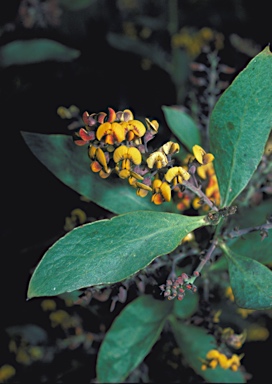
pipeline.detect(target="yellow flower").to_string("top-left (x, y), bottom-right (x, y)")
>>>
top-left (225, 286), bottom-right (235, 302)
top-left (122, 119), bottom-right (146, 141)
top-left (89, 145), bottom-right (111, 178)
top-left (161, 141), bottom-right (180, 155)
top-left (145, 118), bottom-right (159, 133)
top-left (151, 179), bottom-right (171, 204)
top-left (165, 166), bottom-right (190, 186)
top-left (245, 324), bottom-right (269, 342)
top-left (0, 365), bottom-right (16, 382)
top-left (113, 145), bottom-right (142, 179)
top-left (41, 299), bottom-right (56, 311)
top-left (96, 121), bottom-right (126, 144)
top-left (204, 349), bottom-right (243, 371)
top-left (146, 151), bottom-right (168, 169)
top-left (128, 173), bottom-right (152, 197)
top-left (192, 145), bottom-right (214, 165)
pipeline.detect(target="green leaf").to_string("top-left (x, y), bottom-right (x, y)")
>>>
top-left (97, 295), bottom-right (172, 383)
top-left (170, 319), bottom-right (246, 383)
top-left (173, 291), bottom-right (199, 319)
top-left (210, 199), bottom-right (272, 271)
top-left (27, 211), bottom-right (207, 298)
top-left (21, 132), bottom-right (177, 214)
top-left (209, 46), bottom-right (272, 207)
top-left (162, 105), bottom-right (201, 151)
top-left (221, 244), bottom-right (272, 309)
top-left (0, 39), bottom-right (80, 67)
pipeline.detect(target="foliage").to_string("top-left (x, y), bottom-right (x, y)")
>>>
top-left (18, 44), bottom-right (272, 383)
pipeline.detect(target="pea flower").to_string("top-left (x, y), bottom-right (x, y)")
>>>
top-left (89, 145), bottom-right (111, 178)
top-left (192, 144), bottom-right (214, 165)
top-left (165, 166), bottom-right (190, 186)
top-left (113, 145), bottom-right (142, 179)
top-left (151, 178), bottom-right (171, 204)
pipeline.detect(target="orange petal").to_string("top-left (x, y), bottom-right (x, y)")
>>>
top-left (97, 112), bottom-right (107, 124)
top-left (90, 161), bottom-right (102, 172)
top-left (152, 193), bottom-right (164, 205)
top-left (203, 153), bottom-right (215, 164)
top-left (107, 107), bottom-right (116, 122)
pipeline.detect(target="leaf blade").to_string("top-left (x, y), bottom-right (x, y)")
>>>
top-left (170, 320), bottom-right (246, 383)
top-left (209, 46), bottom-right (272, 207)
top-left (162, 105), bottom-right (201, 151)
top-left (21, 131), bottom-right (177, 214)
top-left (27, 211), bottom-right (207, 298)
top-left (97, 295), bottom-right (172, 383)
top-left (222, 244), bottom-right (272, 309)
top-left (0, 39), bottom-right (80, 67)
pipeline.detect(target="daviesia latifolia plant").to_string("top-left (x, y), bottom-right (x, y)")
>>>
top-left (22, 46), bottom-right (272, 383)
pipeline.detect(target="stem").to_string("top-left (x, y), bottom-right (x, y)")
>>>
top-left (189, 240), bottom-right (218, 284)
top-left (226, 222), bottom-right (272, 239)
top-left (182, 179), bottom-right (219, 211)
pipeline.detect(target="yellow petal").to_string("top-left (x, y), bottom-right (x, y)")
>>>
top-left (118, 169), bottom-right (130, 179)
top-left (113, 145), bottom-right (128, 163)
top-left (146, 151), bottom-right (168, 169)
top-left (88, 145), bottom-right (97, 159)
top-left (96, 122), bottom-right (111, 140)
top-left (96, 148), bottom-right (108, 170)
top-left (145, 118), bottom-right (159, 132)
top-left (206, 350), bottom-right (220, 359)
top-left (165, 166), bottom-right (190, 183)
top-left (130, 171), bottom-right (144, 180)
top-left (152, 178), bottom-right (162, 190)
top-left (137, 188), bottom-right (149, 197)
top-left (162, 141), bottom-right (180, 155)
top-left (111, 122), bottom-right (126, 142)
top-left (99, 169), bottom-right (112, 178)
top-left (127, 147), bottom-right (142, 165)
top-left (160, 182), bottom-right (171, 202)
top-left (192, 144), bottom-right (206, 164)
top-left (126, 120), bottom-right (146, 137)
top-left (135, 181), bottom-right (152, 191)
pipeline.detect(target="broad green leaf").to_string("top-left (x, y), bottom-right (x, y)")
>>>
top-left (221, 244), bottom-right (272, 309)
top-left (170, 319), bottom-right (246, 383)
top-left (27, 211), bottom-right (207, 298)
top-left (21, 132), bottom-right (177, 214)
top-left (162, 105), bottom-right (201, 151)
top-left (210, 199), bottom-right (272, 271)
top-left (0, 39), bottom-right (80, 67)
top-left (209, 46), bottom-right (272, 207)
top-left (97, 295), bottom-right (172, 383)
top-left (173, 291), bottom-right (199, 319)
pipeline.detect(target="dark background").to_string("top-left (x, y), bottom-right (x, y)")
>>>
top-left (1, 1), bottom-right (271, 382)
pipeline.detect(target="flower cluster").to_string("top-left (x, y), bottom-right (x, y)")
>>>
top-left (201, 349), bottom-right (244, 371)
top-left (159, 273), bottom-right (197, 301)
top-left (69, 106), bottom-right (218, 209)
